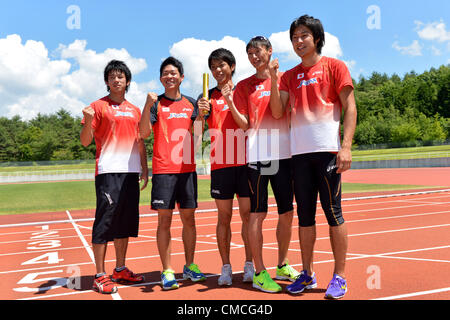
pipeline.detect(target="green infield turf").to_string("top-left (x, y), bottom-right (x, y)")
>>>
top-left (0, 179), bottom-right (434, 216)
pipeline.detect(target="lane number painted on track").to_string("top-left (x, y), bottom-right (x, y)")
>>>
top-left (13, 225), bottom-right (80, 294)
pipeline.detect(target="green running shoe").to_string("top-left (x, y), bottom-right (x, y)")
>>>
top-left (252, 270), bottom-right (281, 293)
top-left (183, 263), bottom-right (206, 282)
top-left (276, 262), bottom-right (300, 282)
top-left (161, 269), bottom-right (179, 290)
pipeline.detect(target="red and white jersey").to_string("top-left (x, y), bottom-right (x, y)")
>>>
top-left (204, 87), bottom-right (246, 171)
top-left (280, 56), bottom-right (354, 156)
top-left (82, 96), bottom-right (142, 176)
top-left (233, 74), bottom-right (290, 162)
top-left (150, 94), bottom-right (198, 174)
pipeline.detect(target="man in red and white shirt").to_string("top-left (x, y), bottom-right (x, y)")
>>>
top-left (80, 60), bottom-right (148, 294)
top-left (226, 37), bottom-right (300, 293)
top-left (270, 15), bottom-right (357, 299)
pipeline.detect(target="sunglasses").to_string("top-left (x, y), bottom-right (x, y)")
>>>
top-left (251, 35), bottom-right (269, 41)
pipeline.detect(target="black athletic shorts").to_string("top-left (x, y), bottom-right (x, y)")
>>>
top-left (292, 152), bottom-right (344, 227)
top-left (247, 159), bottom-right (294, 214)
top-left (210, 165), bottom-right (250, 199)
top-left (151, 171), bottom-right (198, 210)
top-left (92, 173), bottom-right (140, 244)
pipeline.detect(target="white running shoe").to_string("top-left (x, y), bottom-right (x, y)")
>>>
top-left (218, 264), bottom-right (232, 286)
top-left (243, 261), bottom-right (255, 283)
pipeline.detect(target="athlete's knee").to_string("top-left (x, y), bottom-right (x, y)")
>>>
top-left (323, 206), bottom-right (344, 227)
top-left (278, 210), bottom-right (293, 226)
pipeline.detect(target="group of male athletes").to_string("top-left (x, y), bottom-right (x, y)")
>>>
top-left (81, 15), bottom-right (357, 299)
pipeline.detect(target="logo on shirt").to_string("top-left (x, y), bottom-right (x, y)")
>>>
top-left (297, 73), bottom-right (304, 79)
top-left (111, 104), bottom-right (120, 110)
top-left (182, 107), bottom-right (192, 112)
top-left (255, 85), bottom-right (264, 90)
top-left (216, 99), bottom-right (225, 105)
top-left (162, 107), bottom-right (170, 112)
top-left (167, 112), bottom-right (188, 119)
top-left (115, 111), bottom-right (135, 118)
top-left (297, 78), bottom-right (318, 89)
top-left (258, 91), bottom-right (271, 99)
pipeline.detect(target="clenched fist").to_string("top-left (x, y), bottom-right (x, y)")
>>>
top-left (221, 83), bottom-right (233, 102)
top-left (82, 106), bottom-right (95, 122)
top-left (145, 92), bottom-right (158, 107)
top-left (268, 58), bottom-right (279, 78)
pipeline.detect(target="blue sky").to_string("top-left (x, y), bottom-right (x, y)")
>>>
top-left (0, 0), bottom-right (449, 119)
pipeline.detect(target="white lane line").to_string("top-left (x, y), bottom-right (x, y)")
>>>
top-left (373, 287), bottom-right (450, 300)
top-left (65, 210), bottom-right (122, 301)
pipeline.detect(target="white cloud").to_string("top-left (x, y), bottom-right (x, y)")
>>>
top-left (269, 30), bottom-right (344, 61)
top-left (392, 40), bottom-right (423, 56)
top-left (415, 20), bottom-right (450, 43)
top-left (0, 35), bottom-right (70, 96)
top-left (322, 32), bottom-right (344, 59)
top-left (0, 31), bottom-right (352, 119)
top-left (0, 35), bottom-right (151, 120)
top-left (170, 31), bottom-right (349, 98)
top-left (269, 30), bottom-right (298, 61)
top-left (431, 45), bottom-right (442, 56)
top-left (169, 36), bottom-right (253, 96)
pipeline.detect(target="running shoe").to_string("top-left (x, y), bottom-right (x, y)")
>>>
top-left (112, 267), bottom-right (144, 284)
top-left (252, 270), bottom-right (282, 293)
top-left (324, 274), bottom-right (347, 299)
top-left (218, 264), bottom-right (232, 286)
top-left (286, 270), bottom-right (317, 294)
top-left (243, 261), bottom-right (255, 283)
top-left (183, 263), bottom-right (206, 282)
top-left (161, 269), bottom-right (179, 290)
top-left (275, 261), bottom-right (300, 282)
top-left (92, 274), bottom-right (118, 294)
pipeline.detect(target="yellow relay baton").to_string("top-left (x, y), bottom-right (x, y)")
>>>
top-left (202, 73), bottom-right (209, 115)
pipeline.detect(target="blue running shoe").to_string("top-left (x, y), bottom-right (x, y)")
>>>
top-left (286, 270), bottom-right (317, 294)
top-left (161, 269), bottom-right (179, 290)
top-left (183, 263), bottom-right (206, 282)
top-left (324, 274), bottom-right (347, 299)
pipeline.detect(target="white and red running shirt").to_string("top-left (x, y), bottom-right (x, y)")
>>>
top-left (279, 56), bottom-right (354, 156)
top-left (233, 74), bottom-right (291, 163)
top-left (82, 96), bottom-right (142, 176)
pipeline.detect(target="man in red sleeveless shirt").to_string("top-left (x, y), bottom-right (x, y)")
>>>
top-left (140, 57), bottom-right (206, 290)
top-left (270, 15), bottom-right (357, 299)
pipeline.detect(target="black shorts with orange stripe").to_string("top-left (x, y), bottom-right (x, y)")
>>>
top-left (292, 152), bottom-right (344, 227)
top-left (247, 159), bottom-right (294, 214)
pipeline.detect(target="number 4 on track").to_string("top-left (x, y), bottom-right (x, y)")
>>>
top-left (22, 252), bottom-right (63, 265)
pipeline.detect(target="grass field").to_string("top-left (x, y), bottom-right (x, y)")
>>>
top-left (0, 179), bottom-right (431, 216)
top-left (352, 144), bottom-right (450, 161)
top-left (1, 144), bottom-right (449, 174)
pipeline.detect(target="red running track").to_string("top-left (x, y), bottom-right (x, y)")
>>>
top-left (0, 168), bottom-right (449, 301)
